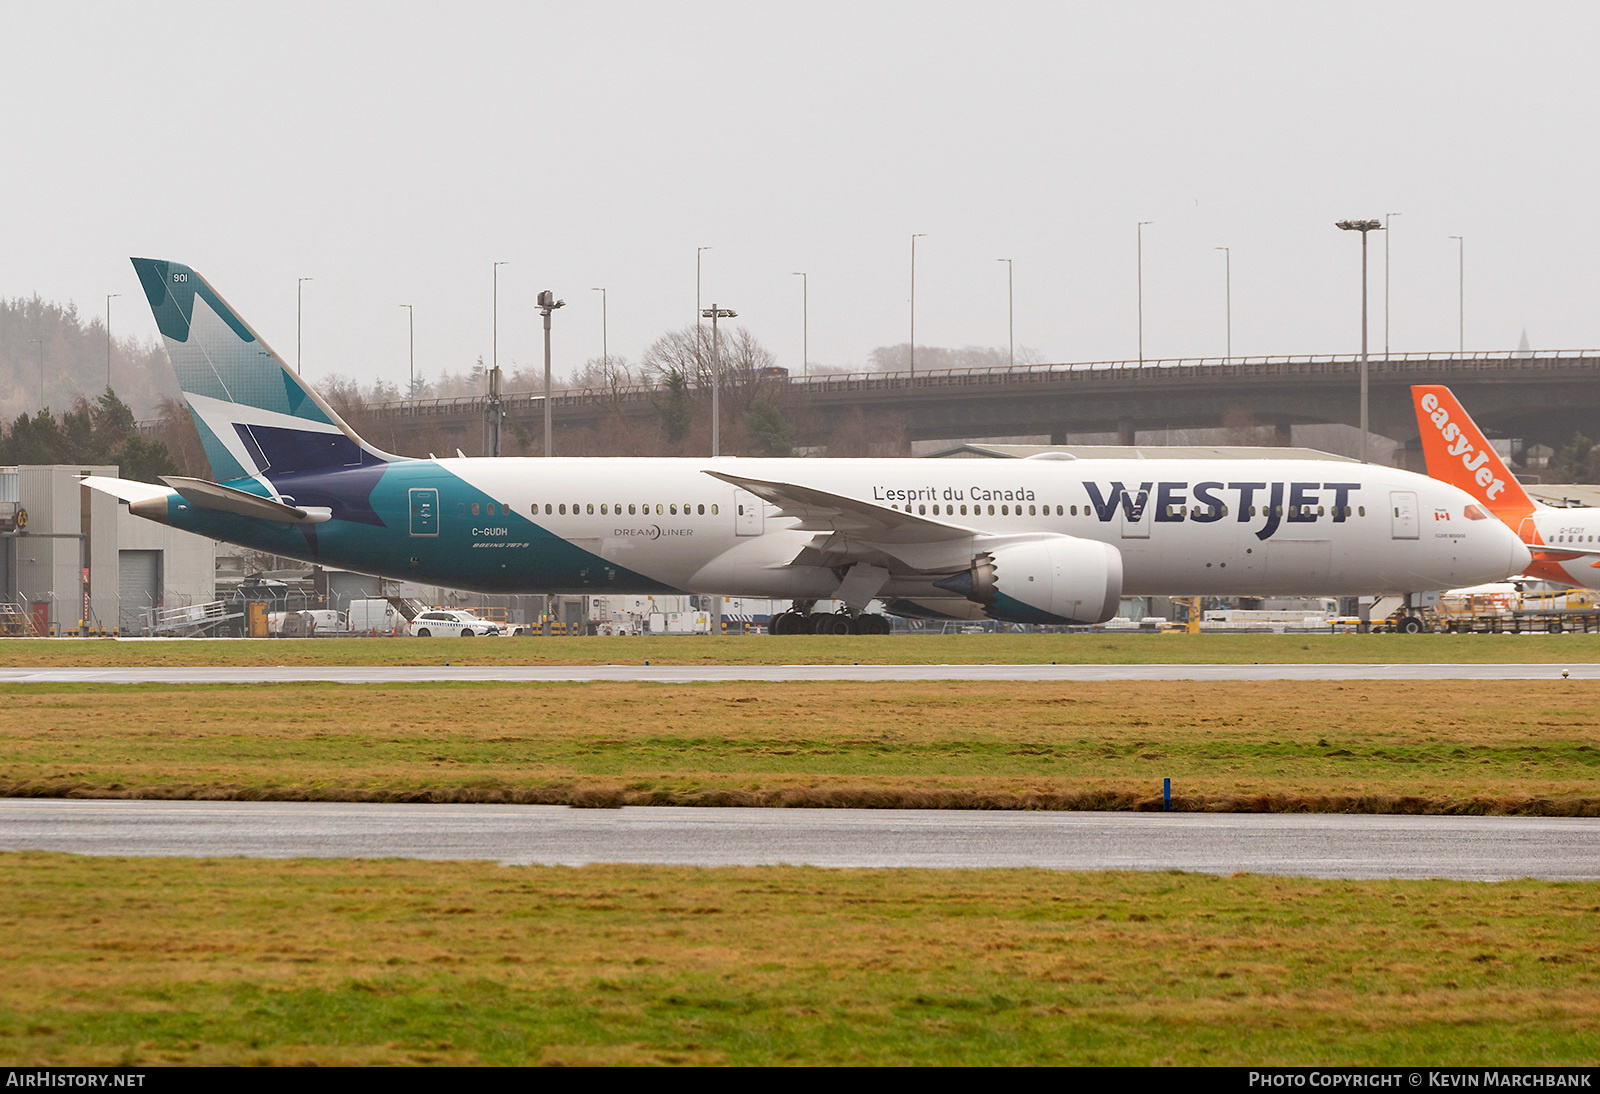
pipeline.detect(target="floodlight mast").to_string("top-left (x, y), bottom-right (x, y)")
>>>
top-left (1336, 219), bottom-right (1385, 463)
top-left (701, 306), bottom-right (737, 457)
top-left (538, 290), bottom-right (566, 459)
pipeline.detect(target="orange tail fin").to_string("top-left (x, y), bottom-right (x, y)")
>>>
top-left (1411, 385), bottom-right (1536, 523)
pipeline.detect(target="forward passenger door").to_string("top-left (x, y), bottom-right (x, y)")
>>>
top-left (1390, 491), bottom-right (1419, 540)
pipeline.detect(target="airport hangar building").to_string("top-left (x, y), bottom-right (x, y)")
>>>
top-left (0, 465), bottom-right (216, 636)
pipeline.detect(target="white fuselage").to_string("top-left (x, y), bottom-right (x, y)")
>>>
top-left (1524, 509), bottom-right (1600, 588)
top-left (422, 455), bottom-right (1529, 598)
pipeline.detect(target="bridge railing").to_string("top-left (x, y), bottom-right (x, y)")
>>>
top-left (134, 350), bottom-right (1600, 431)
top-left (355, 349), bottom-right (1600, 417)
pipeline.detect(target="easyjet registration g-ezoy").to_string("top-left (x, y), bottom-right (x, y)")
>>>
top-left (83, 260), bottom-right (1531, 631)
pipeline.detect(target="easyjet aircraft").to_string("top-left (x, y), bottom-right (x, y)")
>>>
top-left (82, 260), bottom-right (1531, 632)
top-left (1412, 384), bottom-right (1600, 589)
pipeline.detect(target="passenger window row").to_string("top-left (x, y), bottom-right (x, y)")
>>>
top-left (472, 497), bottom-right (1362, 522)
top-left (534, 502), bottom-right (720, 517)
top-left (888, 502), bottom-right (1365, 519)
top-left (891, 503), bottom-right (1066, 517)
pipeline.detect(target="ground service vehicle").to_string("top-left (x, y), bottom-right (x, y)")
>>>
top-left (409, 610), bottom-right (499, 637)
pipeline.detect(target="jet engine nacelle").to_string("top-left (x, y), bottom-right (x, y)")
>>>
top-left (934, 535), bottom-right (1124, 625)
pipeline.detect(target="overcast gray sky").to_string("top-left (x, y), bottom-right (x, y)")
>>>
top-left (9, 0), bottom-right (1599, 392)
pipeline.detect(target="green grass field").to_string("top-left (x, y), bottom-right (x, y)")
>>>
top-left (8, 631), bottom-right (1600, 667)
top-left (3, 854), bottom-right (1595, 1066)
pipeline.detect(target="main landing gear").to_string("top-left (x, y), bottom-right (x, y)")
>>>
top-left (769, 601), bottom-right (892, 635)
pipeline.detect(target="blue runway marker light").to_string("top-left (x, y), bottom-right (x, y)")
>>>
top-left (1163, 777), bottom-right (1171, 811)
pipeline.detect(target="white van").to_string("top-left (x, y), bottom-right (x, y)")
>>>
top-left (267, 609), bottom-right (347, 637)
top-left (348, 598), bottom-right (402, 634)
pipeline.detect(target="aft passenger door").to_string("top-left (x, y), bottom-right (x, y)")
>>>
top-left (409, 488), bottom-right (439, 537)
top-left (734, 489), bottom-right (764, 536)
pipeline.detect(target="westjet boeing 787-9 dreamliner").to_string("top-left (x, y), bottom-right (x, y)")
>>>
top-left (83, 259), bottom-right (1530, 632)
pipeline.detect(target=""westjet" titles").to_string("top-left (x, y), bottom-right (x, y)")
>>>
top-left (1085, 481), bottom-right (1362, 541)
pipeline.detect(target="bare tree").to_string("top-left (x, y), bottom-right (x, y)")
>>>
top-left (823, 408), bottom-right (909, 457)
top-left (640, 327), bottom-right (712, 387)
top-left (153, 395), bottom-right (208, 477)
top-left (563, 354), bottom-right (634, 393)
top-left (638, 326), bottom-right (800, 454)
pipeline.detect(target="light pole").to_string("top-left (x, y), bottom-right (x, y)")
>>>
top-left (702, 305), bottom-right (736, 457)
top-left (539, 290), bottom-right (566, 458)
top-left (1137, 222), bottom-right (1153, 364)
top-left (696, 246), bottom-right (712, 326)
top-left (1214, 248), bottom-right (1231, 359)
top-left (296, 277), bottom-right (313, 373)
top-left (1336, 218), bottom-right (1385, 464)
top-left (791, 272), bottom-right (807, 376)
top-left (491, 261), bottom-right (508, 456)
top-left (910, 233), bottom-right (926, 375)
top-left (996, 259), bottom-right (1013, 367)
top-left (1385, 212), bottom-right (1401, 354)
top-left (1449, 235), bottom-right (1464, 353)
top-left (29, 338), bottom-right (42, 410)
top-left (399, 304), bottom-right (414, 396)
top-left (491, 260), bottom-right (509, 374)
top-left (104, 293), bottom-right (119, 391)
top-left (591, 287), bottom-right (607, 378)
top-left (701, 304), bottom-right (733, 642)
top-left (536, 288), bottom-right (563, 643)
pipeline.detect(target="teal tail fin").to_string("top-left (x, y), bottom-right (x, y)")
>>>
top-left (132, 258), bottom-right (395, 484)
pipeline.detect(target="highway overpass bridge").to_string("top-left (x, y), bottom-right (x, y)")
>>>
top-left (353, 350), bottom-right (1600, 461)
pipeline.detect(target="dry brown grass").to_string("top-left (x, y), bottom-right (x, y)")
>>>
top-left (2, 680), bottom-right (1595, 813)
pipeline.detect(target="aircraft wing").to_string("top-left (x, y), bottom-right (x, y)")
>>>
top-left (702, 470), bottom-right (981, 544)
top-left (161, 476), bottom-right (332, 524)
top-left (80, 475), bottom-right (171, 505)
top-left (1531, 545), bottom-right (1600, 563)
top-left (83, 473), bottom-right (332, 525)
